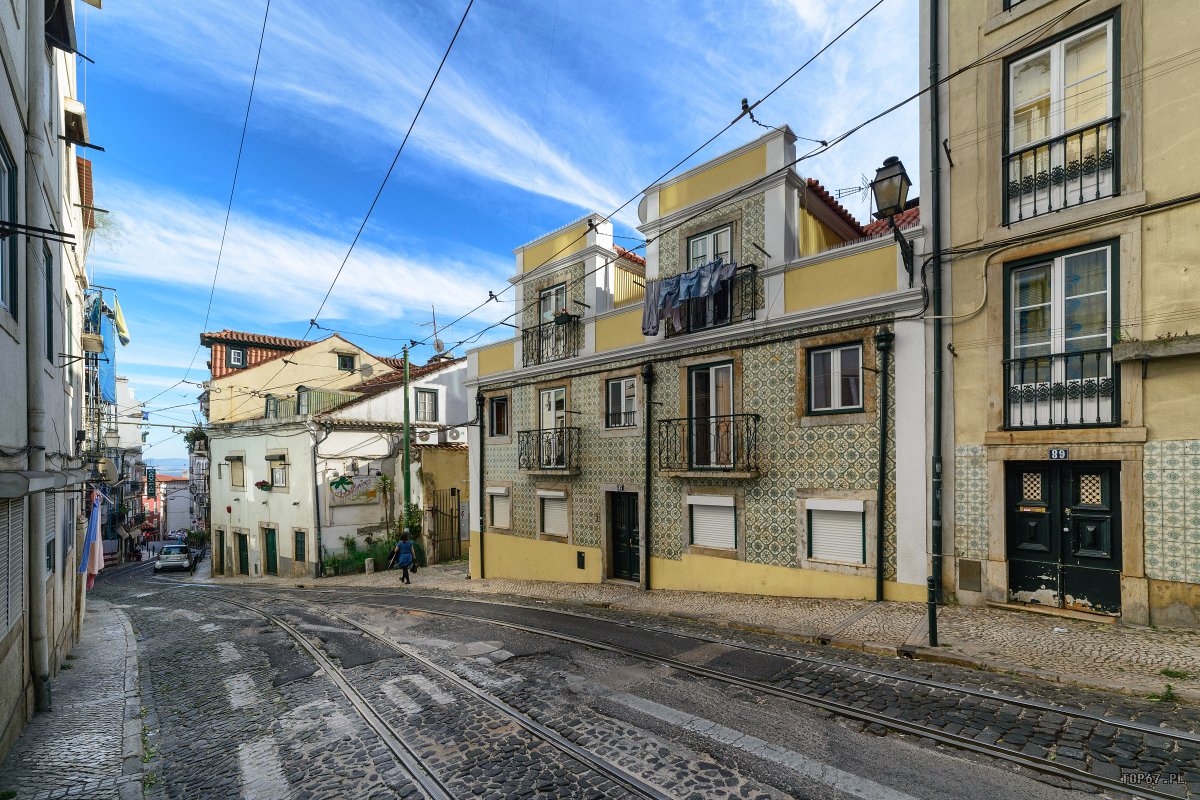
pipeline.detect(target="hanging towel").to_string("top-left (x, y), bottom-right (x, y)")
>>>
top-left (642, 279), bottom-right (662, 336)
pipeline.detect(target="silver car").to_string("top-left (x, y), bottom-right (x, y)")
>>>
top-left (155, 544), bottom-right (192, 572)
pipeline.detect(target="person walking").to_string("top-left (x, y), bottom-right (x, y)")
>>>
top-left (393, 534), bottom-right (415, 585)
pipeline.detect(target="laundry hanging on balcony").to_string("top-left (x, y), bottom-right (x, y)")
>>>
top-left (642, 278), bottom-right (662, 336)
top-left (643, 257), bottom-right (740, 335)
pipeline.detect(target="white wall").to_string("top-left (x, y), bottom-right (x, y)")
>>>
top-left (163, 484), bottom-right (191, 533)
top-left (330, 360), bottom-right (469, 428)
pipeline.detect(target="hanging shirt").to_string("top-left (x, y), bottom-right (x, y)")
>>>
top-left (696, 257), bottom-right (723, 299)
top-left (642, 278), bottom-right (662, 336)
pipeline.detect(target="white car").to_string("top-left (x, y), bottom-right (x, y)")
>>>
top-left (155, 544), bottom-right (192, 571)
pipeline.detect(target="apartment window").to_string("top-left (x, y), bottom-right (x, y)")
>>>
top-left (605, 377), bottom-right (637, 428)
top-left (1006, 241), bottom-right (1116, 427)
top-left (297, 388), bottom-right (310, 416)
top-left (271, 465), bottom-right (288, 487)
top-left (486, 487), bottom-right (510, 529)
top-left (44, 494), bottom-right (56, 574)
top-left (230, 459), bottom-right (245, 487)
top-left (337, 353), bottom-right (356, 372)
top-left (489, 396), bottom-right (509, 437)
top-left (688, 495), bottom-right (735, 550)
top-left (43, 246), bottom-right (54, 362)
top-left (539, 284), bottom-right (567, 324)
top-left (264, 395), bottom-right (278, 418)
top-left (227, 346), bottom-right (246, 368)
top-left (0, 136), bottom-right (15, 317)
top-left (688, 225), bottom-right (732, 270)
top-left (416, 389), bottom-right (438, 422)
top-left (689, 363), bottom-right (734, 468)
top-left (538, 490), bottom-right (568, 538)
top-left (294, 530), bottom-right (306, 563)
top-left (65, 296), bottom-right (73, 385)
top-left (807, 499), bottom-right (865, 564)
top-left (1006, 17), bottom-right (1116, 222)
top-left (809, 344), bottom-right (863, 413)
top-left (1, 498), bottom-right (24, 635)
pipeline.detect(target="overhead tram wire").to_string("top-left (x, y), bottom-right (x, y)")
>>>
top-left (412, 0), bottom-right (1096, 356)
top-left (403, 0), bottom-right (895, 355)
top-left (230, 0), bottom-right (475, 421)
top-left (136, 0), bottom-right (274, 412)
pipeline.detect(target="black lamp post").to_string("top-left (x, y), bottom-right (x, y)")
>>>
top-left (870, 156), bottom-right (916, 287)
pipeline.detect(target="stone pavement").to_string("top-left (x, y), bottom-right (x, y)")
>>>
top-left (214, 562), bottom-right (1200, 703)
top-left (0, 600), bottom-right (143, 800)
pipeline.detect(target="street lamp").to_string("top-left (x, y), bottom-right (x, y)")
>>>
top-left (870, 156), bottom-right (916, 287)
top-left (104, 429), bottom-right (120, 450)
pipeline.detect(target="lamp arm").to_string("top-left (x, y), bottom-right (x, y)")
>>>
top-left (892, 223), bottom-right (915, 288)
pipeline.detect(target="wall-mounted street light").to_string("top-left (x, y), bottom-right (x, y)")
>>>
top-left (870, 156), bottom-right (916, 287)
top-left (103, 429), bottom-right (120, 449)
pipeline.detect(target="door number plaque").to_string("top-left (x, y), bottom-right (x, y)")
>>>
top-left (1048, 448), bottom-right (1070, 460)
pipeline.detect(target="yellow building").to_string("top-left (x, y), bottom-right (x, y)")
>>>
top-left (468, 128), bottom-right (932, 602)
top-left (931, 0), bottom-right (1200, 625)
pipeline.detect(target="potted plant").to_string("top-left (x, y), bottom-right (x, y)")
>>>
top-left (553, 307), bottom-right (577, 325)
top-left (254, 479), bottom-right (272, 491)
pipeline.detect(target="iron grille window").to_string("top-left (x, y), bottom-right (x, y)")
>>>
top-left (605, 377), bottom-right (637, 428)
top-left (522, 319), bottom-right (581, 366)
top-left (1005, 242), bottom-right (1117, 428)
top-left (517, 427), bottom-right (580, 471)
top-left (1005, 18), bottom-right (1117, 223)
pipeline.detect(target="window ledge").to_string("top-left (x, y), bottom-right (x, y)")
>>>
top-left (539, 533), bottom-right (568, 544)
top-left (800, 411), bottom-right (870, 428)
top-left (983, 0), bottom-right (1059, 36)
top-left (662, 469), bottom-right (759, 480)
top-left (522, 468), bottom-right (581, 477)
top-left (687, 545), bottom-right (739, 560)
top-left (984, 427), bottom-right (1147, 446)
top-left (986, 191), bottom-right (1147, 244)
top-left (1114, 335), bottom-right (1200, 364)
top-left (597, 426), bottom-right (643, 439)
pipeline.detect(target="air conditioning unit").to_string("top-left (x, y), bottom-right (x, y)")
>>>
top-left (446, 428), bottom-right (462, 442)
top-left (416, 430), bottom-right (435, 444)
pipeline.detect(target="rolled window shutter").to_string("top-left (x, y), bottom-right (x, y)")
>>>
top-left (541, 497), bottom-right (568, 536)
top-left (491, 496), bottom-right (511, 528)
top-left (809, 509), bottom-right (864, 563)
top-left (2, 499), bottom-right (24, 634)
top-left (690, 504), bottom-right (735, 549)
top-left (0, 500), bottom-right (10, 631)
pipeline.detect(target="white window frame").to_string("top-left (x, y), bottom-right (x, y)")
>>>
top-left (605, 377), bottom-right (637, 428)
top-left (486, 486), bottom-right (510, 530)
top-left (230, 459), bottom-right (245, 488)
top-left (687, 225), bottom-right (732, 270)
top-left (271, 465), bottom-right (288, 488)
top-left (809, 344), bottom-right (864, 413)
top-left (539, 283), bottom-right (567, 324)
top-left (687, 494), bottom-right (736, 550)
top-left (806, 498), bottom-right (866, 565)
top-left (416, 389), bottom-right (438, 422)
top-left (229, 347), bottom-right (245, 368)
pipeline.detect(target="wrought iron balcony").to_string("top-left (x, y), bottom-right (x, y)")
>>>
top-left (517, 427), bottom-right (581, 471)
top-left (1004, 349), bottom-right (1117, 429)
top-left (605, 410), bottom-right (637, 429)
top-left (522, 318), bottom-right (581, 367)
top-left (1004, 117), bottom-right (1118, 224)
top-left (657, 414), bottom-right (760, 473)
top-left (664, 264), bottom-right (759, 338)
top-left (265, 389), bottom-right (358, 419)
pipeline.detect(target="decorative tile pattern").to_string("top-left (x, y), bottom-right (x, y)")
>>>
top-left (522, 262), bottom-right (586, 330)
top-left (656, 195), bottom-right (766, 279)
top-left (954, 445), bottom-right (988, 560)
top-left (1144, 439), bottom-right (1200, 585)
top-left (483, 314), bottom-right (900, 581)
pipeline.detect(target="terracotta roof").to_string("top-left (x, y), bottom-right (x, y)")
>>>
top-left (345, 356), bottom-right (465, 397)
top-left (805, 179), bottom-right (865, 236)
top-left (613, 245), bottom-right (646, 267)
top-left (200, 330), bottom-right (310, 350)
top-left (77, 157), bottom-right (95, 230)
top-left (155, 474), bottom-right (187, 482)
top-left (860, 204), bottom-right (921, 238)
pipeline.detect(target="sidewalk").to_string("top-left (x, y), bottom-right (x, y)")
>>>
top-left (223, 562), bottom-right (1200, 702)
top-left (0, 600), bottom-right (143, 800)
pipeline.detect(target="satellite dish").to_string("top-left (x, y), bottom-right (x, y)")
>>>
top-left (361, 364), bottom-right (374, 377)
top-left (434, 339), bottom-right (445, 354)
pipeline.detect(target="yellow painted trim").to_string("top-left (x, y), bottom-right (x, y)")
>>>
top-left (649, 553), bottom-right (926, 602)
top-left (522, 221), bottom-right (589, 274)
top-left (659, 145), bottom-right (767, 217)
top-left (595, 309), bottom-right (644, 352)
top-left (784, 244), bottom-right (898, 313)
top-left (476, 341), bottom-right (515, 377)
top-left (472, 531), bottom-right (601, 583)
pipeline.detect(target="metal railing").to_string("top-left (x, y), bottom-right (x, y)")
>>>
top-left (606, 410), bottom-right (637, 429)
top-left (664, 264), bottom-right (759, 338)
top-left (657, 414), bottom-right (760, 472)
top-left (265, 389), bottom-right (359, 418)
top-left (1004, 117), bottom-right (1118, 223)
top-left (517, 427), bottom-right (581, 470)
top-left (522, 318), bottom-right (582, 367)
top-left (1003, 349), bottom-right (1117, 428)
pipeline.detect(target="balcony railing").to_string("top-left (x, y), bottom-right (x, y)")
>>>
top-left (517, 427), bottom-right (581, 471)
top-left (605, 410), bottom-right (637, 429)
top-left (522, 318), bottom-right (582, 367)
top-left (1004, 117), bottom-right (1118, 224)
top-left (1004, 349), bottom-right (1117, 429)
top-left (265, 389), bottom-right (359, 419)
top-left (664, 265), bottom-right (759, 338)
top-left (657, 414), bottom-right (760, 473)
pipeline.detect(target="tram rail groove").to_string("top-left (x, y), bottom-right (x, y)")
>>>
top-left (303, 594), bottom-right (1188, 800)
top-left (275, 586), bottom-right (1200, 744)
top-left (212, 595), bottom-right (455, 800)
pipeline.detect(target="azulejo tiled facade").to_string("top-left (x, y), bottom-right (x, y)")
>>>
top-left (953, 445), bottom-right (988, 561)
top-left (1143, 439), bottom-right (1200, 585)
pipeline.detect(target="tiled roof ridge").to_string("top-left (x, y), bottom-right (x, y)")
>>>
top-left (804, 178), bottom-right (865, 236)
top-left (200, 329), bottom-right (311, 349)
top-left (613, 244), bottom-right (647, 266)
top-left (860, 205), bottom-right (921, 238)
top-left (344, 356), bottom-right (466, 394)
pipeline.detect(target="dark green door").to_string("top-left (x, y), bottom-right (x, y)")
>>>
top-left (264, 528), bottom-right (278, 576)
top-left (610, 492), bottom-right (639, 581)
top-left (237, 533), bottom-right (249, 575)
top-left (215, 530), bottom-right (224, 575)
top-left (1006, 462), bottom-right (1121, 615)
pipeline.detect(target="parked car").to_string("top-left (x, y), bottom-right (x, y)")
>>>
top-left (155, 544), bottom-right (192, 572)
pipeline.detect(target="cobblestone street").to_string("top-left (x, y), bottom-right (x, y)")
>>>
top-left (2, 562), bottom-right (1196, 799)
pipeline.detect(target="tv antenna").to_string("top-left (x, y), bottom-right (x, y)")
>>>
top-left (421, 306), bottom-right (446, 355)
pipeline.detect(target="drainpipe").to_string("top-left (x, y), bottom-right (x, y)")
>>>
top-left (475, 391), bottom-right (485, 579)
top-left (25, 0), bottom-right (51, 713)
top-left (641, 363), bottom-right (654, 591)
top-left (928, 0), bottom-right (946, 603)
top-left (874, 330), bottom-right (894, 602)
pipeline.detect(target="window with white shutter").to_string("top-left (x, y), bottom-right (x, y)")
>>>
top-left (807, 499), bottom-right (865, 564)
top-left (1, 498), bottom-right (24, 635)
top-left (45, 494), bottom-right (56, 574)
top-left (688, 495), bottom-right (736, 550)
top-left (486, 487), bottom-right (510, 529)
top-left (539, 491), bottom-right (568, 537)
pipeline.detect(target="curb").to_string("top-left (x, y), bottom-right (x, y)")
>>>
top-left (107, 603), bottom-right (145, 800)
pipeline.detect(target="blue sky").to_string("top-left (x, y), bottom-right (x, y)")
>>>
top-left (81, 0), bottom-right (920, 459)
